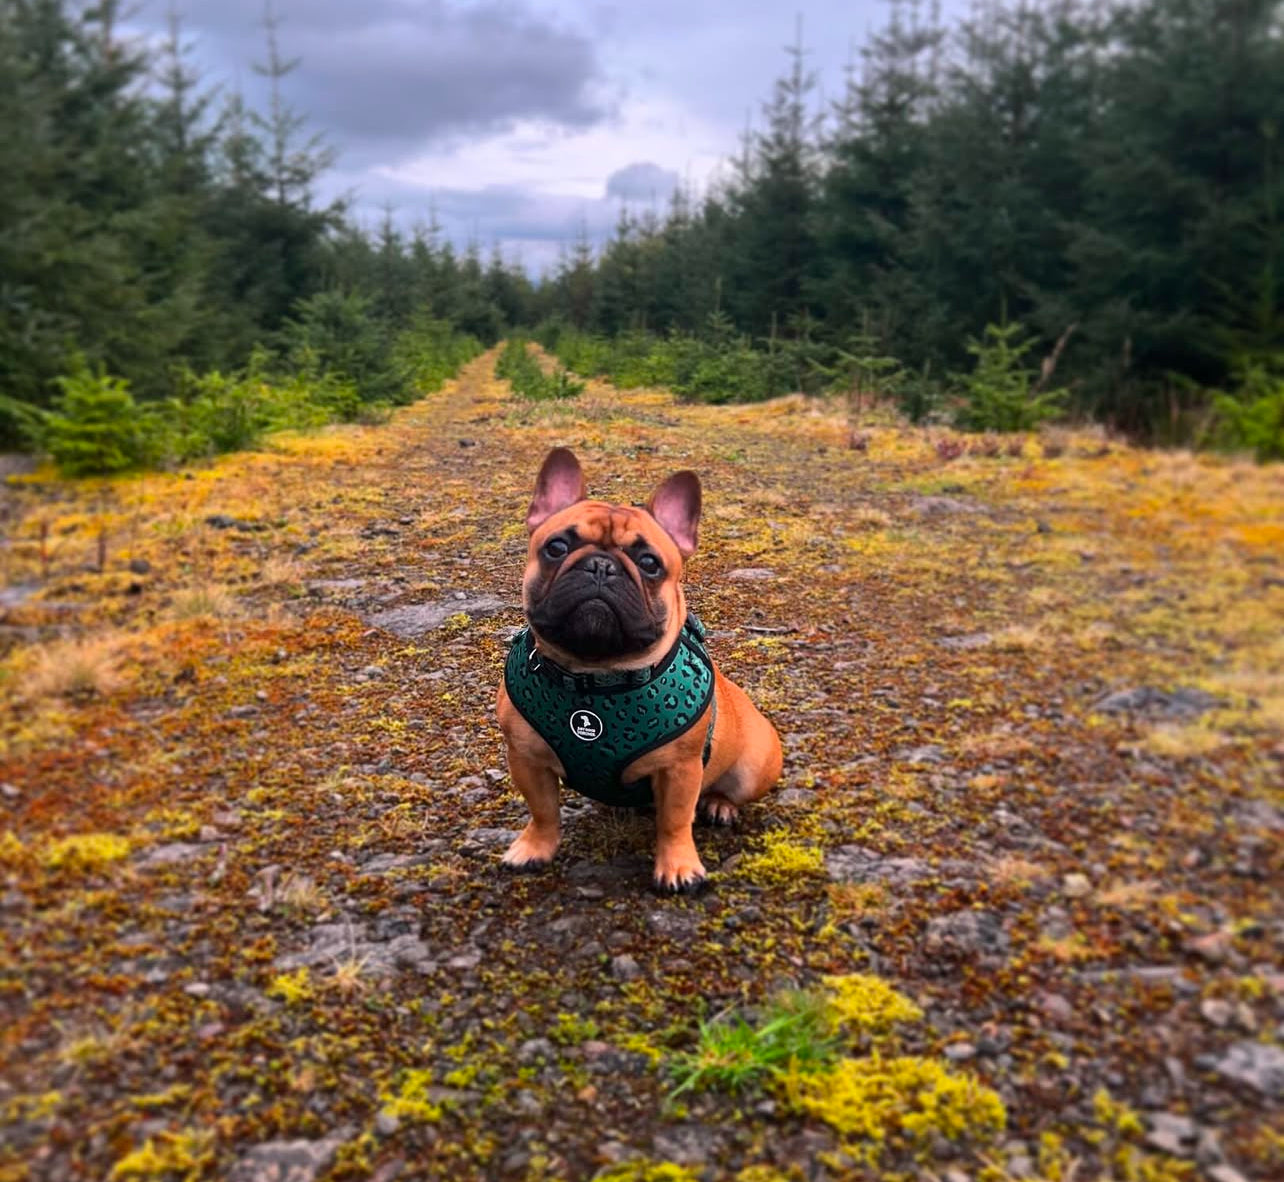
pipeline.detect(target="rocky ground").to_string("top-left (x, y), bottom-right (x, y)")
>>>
top-left (0, 352), bottom-right (1281, 1181)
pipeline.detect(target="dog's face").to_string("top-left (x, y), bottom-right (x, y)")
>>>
top-left (522, 448), bottom-right (701, 668)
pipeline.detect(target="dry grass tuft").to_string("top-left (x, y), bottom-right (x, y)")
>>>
top-left (988, 856), bottom-right (1049, 890)
top-left (20, 635), bottom-right (130, 701)
top-left (168, 584), bottom-right (240, 621)
top-left (1140, 725), bottom-right (1229, 759)
top-left (257, 553), bottom-right (306, 589)
top-left (1096, 879), bottom-right (1162, 910)
top-left (851, 506), bottom-right (893, 530)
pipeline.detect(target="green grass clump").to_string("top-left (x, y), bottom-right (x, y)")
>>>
top-left (666, 973), bottom-right (1005, 1169)
top-left (668, 990), bottom-right (838, 1097)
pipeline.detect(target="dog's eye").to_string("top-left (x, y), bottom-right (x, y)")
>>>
top-left (543, 537), bottom-right (569, 560)
top-left (637, 553), bottom-right (663, 577)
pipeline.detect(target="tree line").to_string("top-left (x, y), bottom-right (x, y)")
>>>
top-left (536, 0), bottom-right (1284, 455)
top-left (0, 0), bottom-right (525, 464)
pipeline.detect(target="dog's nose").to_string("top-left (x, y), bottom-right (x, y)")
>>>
top-left (580, 553), bottom-right (618, 582)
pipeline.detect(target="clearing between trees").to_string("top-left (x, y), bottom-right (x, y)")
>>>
top-left (0, 351), bottom-right (1281, 1182)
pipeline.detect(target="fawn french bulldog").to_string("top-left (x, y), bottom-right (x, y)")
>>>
top-left (496, 447), bottom-right (782, 893)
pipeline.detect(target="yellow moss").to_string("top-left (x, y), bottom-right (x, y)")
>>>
top-left (0, 830), bottom-right (28, 867)
top-left (1093, 1088), bottom-right (1145, 1138)
top-left (266, 968), bottom-right (314, 1007)
top-left (821, 974), bottom-right (923, 1037)
top-left (736, 1169), bottom-right (803, 1182)
top-left (129, 1084), bottom-right (192, 1109)
top-left (380, 1068), bottom-right (443, 1122)
top-left (739, 829), bottom-right (824, 885)
top-left (782, 1053), bottom-right (1006, 1161)
top-left (142, 807), bottom-right (201, 839)
top-left (593, 1162), bottom-right (701, 1182)
top-left (619, 1033), bottom-right (665, 1067)
top-left (108, 1129), bottom-right (214, 1181)
top-left (41, 832), bottom-right (132, 872)
top-left (550, 1011), bottom-right (599, 1045)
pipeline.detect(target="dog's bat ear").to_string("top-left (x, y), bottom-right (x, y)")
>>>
top-left (527, 447), bottom-right (586, 532)
top-left (647, 470), bottom-right (701, 557)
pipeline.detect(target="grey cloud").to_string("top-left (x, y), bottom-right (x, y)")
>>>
top-left (605, 162), bottom-right (679, 201)
top-left (151, 1), bottom-right (608, 159)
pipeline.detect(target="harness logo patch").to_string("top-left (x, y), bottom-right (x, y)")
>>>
top-left (569, 710), bottom-right (604, 742)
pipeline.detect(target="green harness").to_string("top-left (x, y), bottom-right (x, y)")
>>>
top-left (503, 613), bottom-right (716, 808)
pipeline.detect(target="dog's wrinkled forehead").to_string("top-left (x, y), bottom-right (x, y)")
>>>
top-left (535, 500), bottom-right (673, 554)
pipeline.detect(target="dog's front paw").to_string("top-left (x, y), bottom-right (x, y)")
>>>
top-left (652, 847), bottom-right (707, 895)
top-left (501, 825), bottom-right (560, 871)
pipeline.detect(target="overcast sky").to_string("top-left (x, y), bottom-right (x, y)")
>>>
top-left (131, 1), bottom-right (900, 273)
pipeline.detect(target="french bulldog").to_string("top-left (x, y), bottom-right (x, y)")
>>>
top-left (496, 447), bottom-right (782, 893)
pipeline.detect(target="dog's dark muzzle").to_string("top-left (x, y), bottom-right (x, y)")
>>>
top-left (529, 552), bottom-right (662, 660)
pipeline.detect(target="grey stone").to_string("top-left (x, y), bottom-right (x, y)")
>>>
top-left (924, 909), bottom-right (1010, 959)
top-left (374, 1111), bottom-right (400, 1137)
top-left (1207, 1167), bottom-right (1250, 1182)
top-left (358, 853), bottom-right (432, 876)
top-left (611, 954), bottom-right (642, 982)
top-left (517, 1038), bottom-right (556, 1065)
top-left (650, 1124), bottom-right (722, 1165)
top-left (647, 909), bottom-right (700, 938)
top-left (464, 827), bottom-right (521, 847)
top-left (128, 557), bottom-right (151, 575)
top-left (137, 842), bottom-right (211, 869)
top-left (776, 788), bottom-right (819, 807)
top-left (1144, 1112), bottom-right (1198, 1157)
top-left (0, 782), bottom-right (19, 801)
top-left (1214, 1040), bottom-right (1284, 1097)
top-left (1036, 992), bottom-right (1074, 1024)
top-left (275, 919), bottom-right (432, 975)
top-left (1200, 998), bottom-right (1233, 1028)
top-left (1094, 686), bottom-right (1220, 718)
top-left (366, 594), bottom-right (507, 638)
top-left (910, 495), bottom-right (981, 516)
top-left (1039, 906), bottom-right (1074, 942)
top-left (944, 1042), bottom-right (976, 1061)
top-left (895, 744), bottom-right (945, 764)
top-left (228, 1126), bottom-right (354, 1182)
top-left (358, 665), bottom-right (386, 679)
top-left (938, 632), bottom-right (993, 650)
top-left (726, 568), bottom-right (776, 581)
top-left (1232, 798), bottom-right (1284, 832)
top-left (826, 844), bottom-right (932, 886)
top-left (1062, 872), bottom-right (1092, 899)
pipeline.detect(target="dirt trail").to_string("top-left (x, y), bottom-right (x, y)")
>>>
top-left (1, 351), bottom-right (1282, 1181)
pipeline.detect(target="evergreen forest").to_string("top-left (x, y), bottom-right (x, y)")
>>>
top-left (2, 0), bottom-right (1283, 466)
